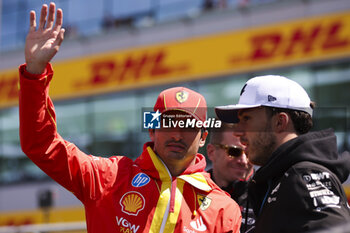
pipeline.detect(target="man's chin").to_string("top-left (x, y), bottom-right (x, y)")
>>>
top-left (230, 171), bottom-right (247, 180)
top-left (166, 151), bottom-right (187, 160)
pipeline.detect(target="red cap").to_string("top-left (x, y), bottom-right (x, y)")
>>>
top-left (154, 87), bottom-right (207, 122)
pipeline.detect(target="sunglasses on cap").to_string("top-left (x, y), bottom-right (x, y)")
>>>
top-left (213, 144), bottom-right (244, 158)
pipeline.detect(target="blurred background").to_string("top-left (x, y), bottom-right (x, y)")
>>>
top-left (0, 0), bottom-right (349, 232)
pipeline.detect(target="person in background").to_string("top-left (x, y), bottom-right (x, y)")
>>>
top-left (215, 75), bottom-right (350, 233)
top-left (207, 123), bottom-right (255, 232)
top-left (18, 3), bottom-right (242, 232)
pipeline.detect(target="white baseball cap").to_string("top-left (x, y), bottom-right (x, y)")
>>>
top-left (215, 75), bottom-right (313, 123)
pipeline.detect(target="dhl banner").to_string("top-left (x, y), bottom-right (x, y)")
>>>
top-left (1, 10), bottom-right (350, 108)
top-left (0, 206), bottom-right (85, 226)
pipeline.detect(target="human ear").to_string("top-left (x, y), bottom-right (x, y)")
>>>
top-left (275, 112), bottom-right (289, 133)
top-left (199, 130), bottom-right (208, 147)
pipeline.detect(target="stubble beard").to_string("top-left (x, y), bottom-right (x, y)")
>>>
top-left (249, 124), bottom-right (277, 166)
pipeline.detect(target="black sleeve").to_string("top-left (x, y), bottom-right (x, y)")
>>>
top-left (277, 162), bottom-right (350, 232)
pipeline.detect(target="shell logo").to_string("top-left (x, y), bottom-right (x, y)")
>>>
top-left (119, 191), bottom-right (145, 216)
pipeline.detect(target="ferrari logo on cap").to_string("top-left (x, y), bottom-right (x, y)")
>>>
top-left (176, 90), bottom-right (189, 103)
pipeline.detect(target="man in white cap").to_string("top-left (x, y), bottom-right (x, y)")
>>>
top-left (215, 75), bottom-right (350, 233)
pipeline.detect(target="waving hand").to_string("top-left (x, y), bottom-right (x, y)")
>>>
top-left (25, 2), bottom-right (65, 74)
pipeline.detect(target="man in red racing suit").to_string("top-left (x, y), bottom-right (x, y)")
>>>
top-left (19, 3), bottom-right (241, 233)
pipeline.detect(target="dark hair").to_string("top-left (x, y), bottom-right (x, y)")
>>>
top-left (265, 102), bottom-right (315, 135)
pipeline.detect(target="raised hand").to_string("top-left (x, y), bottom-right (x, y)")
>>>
top-left (25, 2), bottom-right (65, 74)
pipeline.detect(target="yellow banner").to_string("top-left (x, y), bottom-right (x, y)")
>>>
top-left (1, 10), bottom-right (350, 108)
top-left (0, 206), bottom-right (84, 226)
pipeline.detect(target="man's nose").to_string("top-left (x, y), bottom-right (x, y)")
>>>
top-left (233, 124), bottom-right (248, 146)
top-left (170, 128), bottom-right (183, 141)
top-left (233, 130), bottom-right (243, 138)
top-left (233, 123), bottom-right (244, 137)
top-left (236, 153), bottom-right (249, 165)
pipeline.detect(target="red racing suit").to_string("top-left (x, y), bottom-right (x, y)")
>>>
top-left (18, 63), bottom-right (241, 233)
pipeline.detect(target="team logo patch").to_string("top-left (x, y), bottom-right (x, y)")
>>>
top-left (197, 194), bottom-right (212, 211)
top-left (120, 191), bottom-right (145, 216)
top-left (132, 173), bottom-right (150, 187)
top-left (302, 172), bottom-right (342, 211)
top-left (176, 90), bottom-right (189, 103)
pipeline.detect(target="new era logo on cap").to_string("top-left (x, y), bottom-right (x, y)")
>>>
top-left (268, 95), bottom-right (277, 102)
top-left (215, 75), bottom-right (313, 123)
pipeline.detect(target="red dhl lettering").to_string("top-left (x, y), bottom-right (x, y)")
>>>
top-left (323, 21), bottom-right (348, 49)
top-left (77, 50), bottom-right (188, 88)
top-left (0, 217), bottom-right (34, 226)
top-left (248, 20), bottom-right (349, 61)
top-left (0, 74), bottom-right (18, 101)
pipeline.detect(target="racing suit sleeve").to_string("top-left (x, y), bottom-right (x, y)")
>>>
top-left (18, 63), bottom-right (125, 203)
top-left (229, 202), bottom-right (242, 233)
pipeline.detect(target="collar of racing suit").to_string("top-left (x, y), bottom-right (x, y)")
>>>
top-left (134, 142), bottom-right (212, 230)
top-left (135, 142), bottom-right (212, 192)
